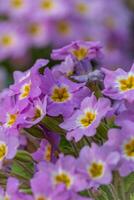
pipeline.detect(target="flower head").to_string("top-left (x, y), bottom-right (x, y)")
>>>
top-left (103, 63), bottom-right (134, 102)
top-left (61, 94), bottom-right (110, 141)
top-left (77, 144), bottom-right (120, 187)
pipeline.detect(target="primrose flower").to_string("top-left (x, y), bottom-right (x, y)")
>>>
top-left (23, 96), bottom-right (47, 127)
top-left (51, 40), bottom-right (103, 62)
top-left (34, 0), bottom-right (69, 20)
top-left (52, 55), bottom-right (74, 78)
top-left (77, 144), bottom-right (120, 187)
top-left (32, 131), bottom-right (60, 163)
top-left (0, 177), bottom-right (33, 200)
top-left (72, 0), bottom-right (91, 19)
top-left (0, 95), bottom-right (25, 132)
top-left (25, 20), bottom-right (50, 48)
top-left (0, 22), bottom-right (27, 60)
top-left (105, 120), bottom-right (134, 176)
top-left (43, 68), bottom-right (90, 117)
top-left (31, 169), bottom-right (90, 200)
top-left (0, 130), bottom-right (19, 168)
top-left (10, 59), bottom-right (48, 109)
top-left (0, 177), bottom-right (19, 199)
top-left (31, 172), bottom-right (68, 200)
top-left (0, 0), bottom-right (33, 18)
top-left (60, 94), bottom-right (111, 142)
top-left (103, 63), bottom-right (134, 102)
top-left (39, 155), bottom-right (87, 192)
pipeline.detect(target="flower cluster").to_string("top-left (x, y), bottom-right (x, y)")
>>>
top-left (0, 40), bottom-right (134, 199)
top-left (0, 0), bottom-right (132, 68)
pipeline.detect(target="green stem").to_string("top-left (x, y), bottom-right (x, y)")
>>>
top-left (87, 189), bottom-right (96, 199)
top-left (108, 184), bottom-right (120, 200)
top-left (119, 177), bottom-right (126, 200)
top-left (84, 136), bottom-right (91, 147)
top-left (71, 141), bottom-right (79, 157)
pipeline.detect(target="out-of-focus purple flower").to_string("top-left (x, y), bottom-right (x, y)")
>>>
top-left (0, 22), bottom-right (28, 60)
top-left (0, 0), bottom-right (33, 19)
top-left (60, 94), bottom-right (111, 142)
top-left (51, 40), bottom-right (103, 62)
top-left (71, 0), bottom-right (92, 19)
top-left (33, 0), bottom-right (69, 20)
top-left (24, 20), bottom-right (50, 48)
top-left (77, 144), bottom-right (120, 187)
top-left (103, 63), bottom-right (134, 102)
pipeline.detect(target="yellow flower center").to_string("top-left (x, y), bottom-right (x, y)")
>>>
top-left (28, 24), bottom-right (41, 36)
top-left (76, 3), bottom-right (88, 14)
top-left (44, 144), bottom-right (52, 162)
top-left (104, 17), bottom-right (115, 29)
top-left (57, 21), bottom-right (70, 35)
top-left (72, 47), bottom-right (88, 61)
top-left (80, 111), bottom-right (96, 127)
top-left (32, 107), bottom-right (43, 121)
top-left (36, 196), bottom-right (48, 200)
top-left (124, 138), bottom-right (134, 158)
top-left (88, 162), bottom-right (104, 179)
top-left (6, 113), bottom-right (18, 127)
top-left (54, 172), bottom-right (72, 189)
top-left (0, 143), bottom-right (8, 161)
top-left (11, 0), bottom-right (24, 8)
top-left (41, 0), bottom-right (54, 10)
top-left (0, 35), bottom-right (13, 47)
top-left (118, 75), bottom-right (134, 92)
top-left (51, 86), bottom-right (70, 103)
top-left (19, 83), bottom-right (31, 99)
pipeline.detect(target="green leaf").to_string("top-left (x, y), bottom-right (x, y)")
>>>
top-left (124, 172), bottom-right (134, 193)
top-left (14, 150), bottom-right (33, 163)
top-left (59, 136), bottom-right (74, 155)
top-left (25, 126), bottom-right (45, 138)
top-left (11, 151), bottom-right (34, 180)
top-left (42, 116), bottom-right (65, 136)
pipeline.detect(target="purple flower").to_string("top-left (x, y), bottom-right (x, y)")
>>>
top-left (43, 68), bottom-right (90, 117)
top-left (31, 155), bottom-right (88, 200)
top-left (33, 0), bottom-right (69, 20)
top-left (0, 22), bottom-right (28, 60)
top-left (0, 0), bottom-right (33, 18)
top-left (10, 59), bottom-right (48, 109)
top-left (52, 55), bottom-right (74, 78)
top-left (103, 63), bottom-right (134, 102)
top-left (32, 131), bottom-right (60, 163)
top-left (51, 40), bottom-right (103, 62)
top-left (77, 144), bottom-right (120, 187)
top-left (60, 94), bottom-right (111, 142)
top-left (24, 19), bottom-right (50, 48)
top-left (0, 177), bottom-right (19, 199)
top-left (0, 177), bottom-right (33, 200)
top-left (0, 130), bottom-right (19, 168)
top-left (105, 120), bottom-right (134, 176)
top-left (31, 171), bottom-right (69, 200)
top-left (23, 96), bottom-right (47, 127)
top-left (39, 155), bottom-right (87, 192)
